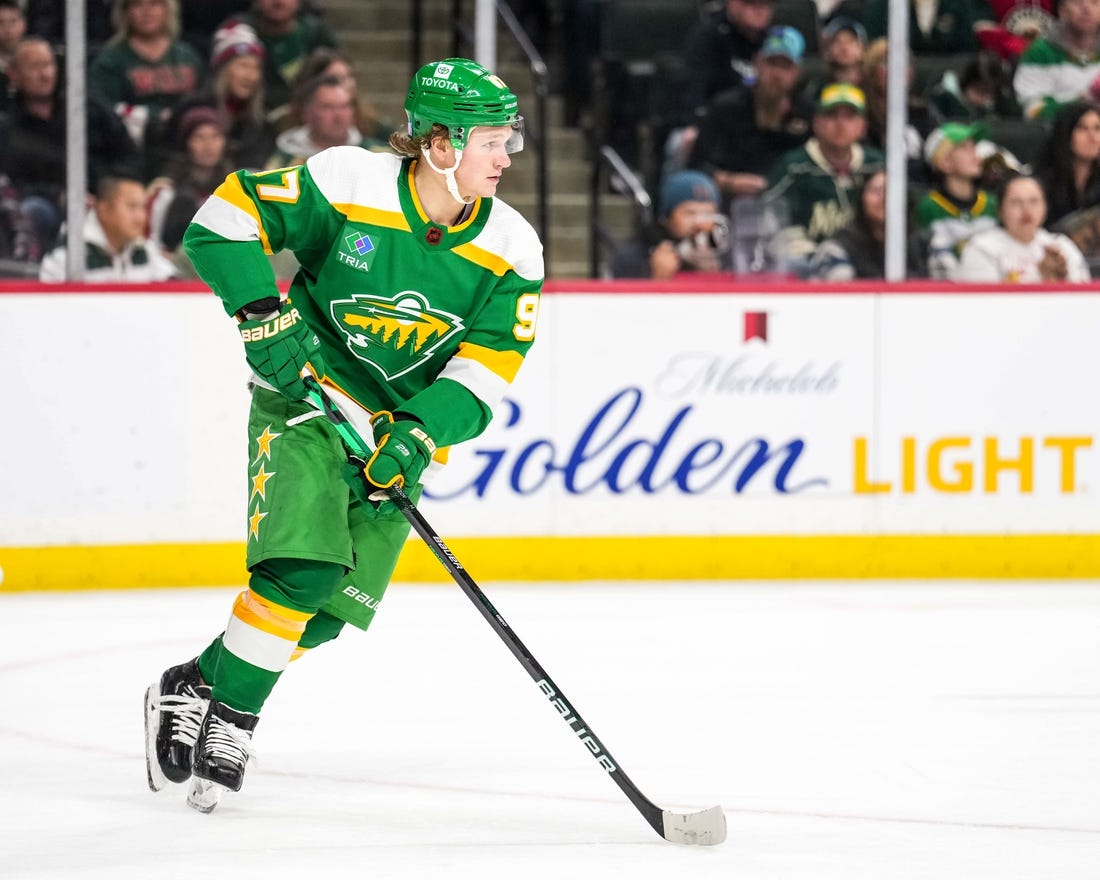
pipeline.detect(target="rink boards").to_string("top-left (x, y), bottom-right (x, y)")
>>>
top-left (2, 280), bottom-right (1098, 588)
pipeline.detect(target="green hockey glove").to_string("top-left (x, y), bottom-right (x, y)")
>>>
top-left (341, 413), bottom-right (435, 514)
top-left (366, 411), bottom-right (436, 490)
top-left (345, 411), bottom-right (434, 494)
top-left (238, 302), bottom-right (324, 399)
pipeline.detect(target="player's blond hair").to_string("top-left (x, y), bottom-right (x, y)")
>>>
top-left (389, 123), bottom-right (450, 158)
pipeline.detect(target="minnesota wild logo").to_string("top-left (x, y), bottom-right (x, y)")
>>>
top-left (330, 291), bottom-right (464, 379)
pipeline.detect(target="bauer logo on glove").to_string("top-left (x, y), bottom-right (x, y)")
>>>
top-left (239, 307), bottom-right (303, 342)
top-left (238, 301), bottom-right (325, 400)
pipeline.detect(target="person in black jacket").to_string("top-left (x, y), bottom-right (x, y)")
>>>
top-left (0, 37), bottom-right (140, 255)
top-left (687, 26), bottom-right (813, 202)
top-left (681, 0), bottom-right (776, 118)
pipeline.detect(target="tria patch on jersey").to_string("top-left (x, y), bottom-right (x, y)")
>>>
top-left (330, 291), bottom-right (465, 380)
top-left (338, 231), bottom-right (377, 273)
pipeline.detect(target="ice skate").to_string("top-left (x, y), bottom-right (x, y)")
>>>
top-left (144, 658), bottom-right (210, 792)
top-left (187, 699), bottom-right (258, 813)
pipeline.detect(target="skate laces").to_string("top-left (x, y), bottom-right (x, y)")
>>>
top-left (203, 714), bottom-right (258, 768)
top-left (153, 688), bottom-right (209, 747)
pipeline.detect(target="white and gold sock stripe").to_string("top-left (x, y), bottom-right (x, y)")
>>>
top-left (222, 589), bottom-right (313, 672)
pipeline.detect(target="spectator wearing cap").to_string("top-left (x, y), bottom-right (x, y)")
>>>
top-left (88, 0), bottom-right (205, 169)
top-left (610, 170), bottom-right (729, 279)
top-left (917, 122), bottom-right (1000, 278)
top-left (146, 105), bottom-right (235, 257)
top-left (216, 0), bottom-right (337, 113)
top-left (680, 0), bottom-right (776, 120)
top-left (1014, 0), bottom-right (1100, 121)
top-left (763, 83), bottom-right (885, 274)
top-left (818, 17), bottom-right (866, 90)
top-left (688, 25), bottom-right (813, 200)
top-left (864, 0), bottom-right (996, 54)
top-left (163, 21), bottom-right (275, 171)
top-left (928, 50), bottom-right (1023, 122)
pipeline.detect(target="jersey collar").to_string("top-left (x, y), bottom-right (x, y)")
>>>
top-left (398, 158), bottom-right (491, 249)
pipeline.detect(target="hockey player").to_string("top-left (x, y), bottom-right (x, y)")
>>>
top-left (144, 57), bottom-right (544, 812)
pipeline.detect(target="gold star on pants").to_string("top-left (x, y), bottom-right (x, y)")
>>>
top-left (250, 464), bottom-right (275, 502)
top-left (248, 505), bottom-right (268, 540)
top-left (254, 425), bottom-right (282, 463)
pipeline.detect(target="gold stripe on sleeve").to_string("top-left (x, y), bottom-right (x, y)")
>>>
top-left (216, 173), bottom-right (274, 254)
top-left (454, 342), bottom-right (524, 383)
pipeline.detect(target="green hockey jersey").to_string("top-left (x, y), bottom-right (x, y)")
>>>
top-left (183, 147), bottom-right (544, 453)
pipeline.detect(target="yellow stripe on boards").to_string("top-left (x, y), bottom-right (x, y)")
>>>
top-left (3, 535), bottom-right (1100, 591)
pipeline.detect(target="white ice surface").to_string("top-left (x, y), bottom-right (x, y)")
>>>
top-left (2, 580), bottom-right (1099, 879)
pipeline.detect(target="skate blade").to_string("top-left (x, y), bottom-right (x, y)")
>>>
top-left (186, 777), bottom-right (225, 813)
top-left (144, 684), bottom-right (168, 793)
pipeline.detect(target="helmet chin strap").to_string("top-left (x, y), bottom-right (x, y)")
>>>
top-left (421, 146), bottom-right (474, 206)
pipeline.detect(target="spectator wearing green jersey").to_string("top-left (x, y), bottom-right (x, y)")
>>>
top-left (763, 83), bottom-right (884, 275)
top-left (88, 0), bottom-right (205, 159)
top-left (917, 122), bottom-right (1001, 279)
top-left (1014, 0), bottom-right (1100, 120)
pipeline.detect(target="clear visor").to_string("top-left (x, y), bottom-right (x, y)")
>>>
top-left (463, 118), bottom-right (525, 155)
top-left (504, 118), bottom-right (525, 154)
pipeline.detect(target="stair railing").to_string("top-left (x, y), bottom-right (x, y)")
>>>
top-left (589, 145), bottom-right (653, 278)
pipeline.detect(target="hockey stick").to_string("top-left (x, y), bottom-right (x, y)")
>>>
top-left (302, 377), bottom-right (726, 846)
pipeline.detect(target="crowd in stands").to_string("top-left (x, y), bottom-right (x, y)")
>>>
top-left (10, 0), bottom-right (1100, 284)
top-left (604, 0), bottom-right (1100, 283)
top-left (0, 0), bottom-right (392, 282)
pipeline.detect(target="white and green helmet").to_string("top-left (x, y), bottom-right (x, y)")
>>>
top-left (405, 57), bottom-right (524, 153)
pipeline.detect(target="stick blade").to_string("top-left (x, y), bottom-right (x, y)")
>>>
top-left (661, 804), bottom-right (727, 846)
